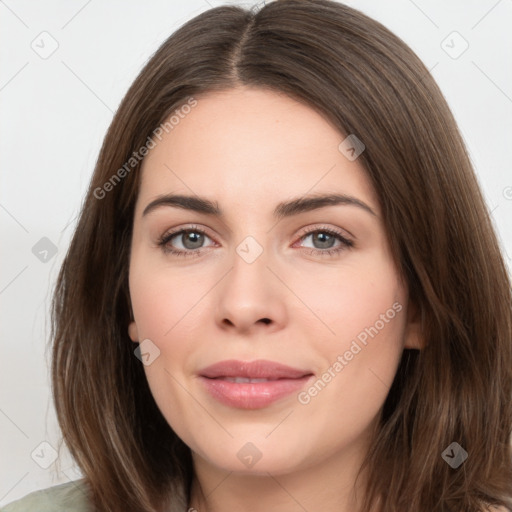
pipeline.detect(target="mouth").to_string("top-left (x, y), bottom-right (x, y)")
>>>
top-left (198, 359), bottom-right (314, 409)
top-left (219, 377), bottom-right (283, 383)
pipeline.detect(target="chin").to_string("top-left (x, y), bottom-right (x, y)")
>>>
top-left (193, 442), bottom-right (305, 476)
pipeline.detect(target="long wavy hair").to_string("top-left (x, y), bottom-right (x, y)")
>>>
top-left (50, 1), bottom-right (512, 510)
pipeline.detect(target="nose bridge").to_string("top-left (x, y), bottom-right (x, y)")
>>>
top-left (229, 232), bottom-right (272, 298)
top-left (214, 232), bottom-right (286, 331)
top-left (235, 234), bottom-right (266, 267)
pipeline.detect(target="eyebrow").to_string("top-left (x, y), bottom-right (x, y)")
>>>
top-left (142, 193), bottom-right (377, 219)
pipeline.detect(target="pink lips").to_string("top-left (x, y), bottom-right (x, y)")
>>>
top-left (198, 359), bottom-right (314, 409)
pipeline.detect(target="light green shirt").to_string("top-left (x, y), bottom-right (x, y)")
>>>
top-left (0, 480), bottom-right (93, 512)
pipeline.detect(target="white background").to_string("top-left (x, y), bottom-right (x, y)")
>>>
top-left (1, 0), bottom-right (511, 505)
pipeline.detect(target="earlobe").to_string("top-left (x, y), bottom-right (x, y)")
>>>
top-left (403, 302), bottom-right (425, 350)
top-left (128, 321), bottom-right (139, 343)
top-left (404, 321), bottom-right (424, 350)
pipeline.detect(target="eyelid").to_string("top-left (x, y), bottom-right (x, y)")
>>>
top-left (295, 223), bottom-right (353, 241)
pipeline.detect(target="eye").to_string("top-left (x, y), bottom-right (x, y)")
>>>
top-left (157, 224), bottom-right (354, 259)
top-left (157, 225), bottom-right (215, 258)
top-left (295, 226), bottom-right (354, 257)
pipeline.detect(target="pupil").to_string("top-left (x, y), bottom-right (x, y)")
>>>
top-left (315, 232), bottom-right (334, 249)
top-left (184, 231), bottom-right (203, 249)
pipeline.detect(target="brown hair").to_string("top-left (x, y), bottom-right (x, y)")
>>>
top-left (51, 0), bottom-right (512, 510)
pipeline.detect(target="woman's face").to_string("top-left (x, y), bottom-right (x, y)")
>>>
top-left (128, 86), bottom-right (421, 477)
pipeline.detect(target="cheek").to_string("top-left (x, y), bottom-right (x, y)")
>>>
top-left (293, 274), bottom-right (406, 455)
top-left (294, 250), bottom-right (405, 346)
top-left (128, 250), bottom-right (205, 343)
top-left (128, 254), bottom-right (205, 400)
top-left (295, 251), bottom-right (407, 401)
top-left (128, 261), bottom-right (195, 431)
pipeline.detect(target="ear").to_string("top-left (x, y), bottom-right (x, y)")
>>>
top-left (403, 300), bottom-right (425, 350)
top-left (128, 321), bottom-right (139, 343)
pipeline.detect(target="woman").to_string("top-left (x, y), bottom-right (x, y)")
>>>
top-left (2, 0), bottom-right (511, 511)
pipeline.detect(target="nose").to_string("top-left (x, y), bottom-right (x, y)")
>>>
top-left (214, 243), bottom-right (287, 335)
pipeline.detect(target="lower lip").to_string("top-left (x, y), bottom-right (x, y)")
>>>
top-left (199, 375), bottom-right (313, 409)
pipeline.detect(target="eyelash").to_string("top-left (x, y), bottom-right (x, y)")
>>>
top-left (156, 224), bottom-right (354, 259)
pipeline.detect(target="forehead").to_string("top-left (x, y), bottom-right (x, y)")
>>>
top-left (136, 86), bottom-right (379, 217)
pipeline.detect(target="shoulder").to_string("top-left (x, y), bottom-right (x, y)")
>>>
top-left (0, 479), bottom-right (93, 512)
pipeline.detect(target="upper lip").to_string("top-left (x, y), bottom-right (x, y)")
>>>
top-left (199, 359), bottom-right (313, 380)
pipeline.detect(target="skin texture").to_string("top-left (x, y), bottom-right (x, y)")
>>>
top-left (128, 86), bottom-right (423, 512)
